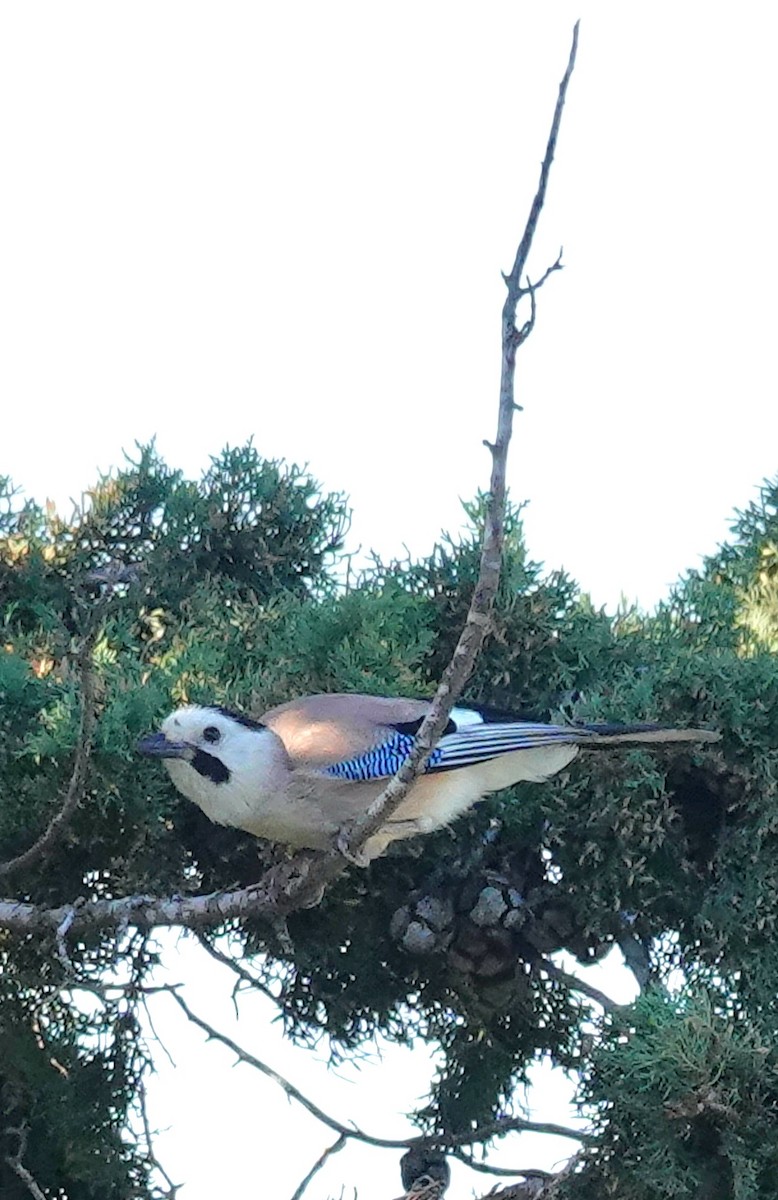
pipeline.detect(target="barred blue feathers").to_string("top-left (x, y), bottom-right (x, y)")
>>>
top-left (323, 721), bottom-right (606, 782)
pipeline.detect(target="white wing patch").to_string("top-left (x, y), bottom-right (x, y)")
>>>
top-left (449, 706), bottom-right (485, 728)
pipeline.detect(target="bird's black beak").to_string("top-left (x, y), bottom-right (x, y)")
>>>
top-left (137, 732), bottom-right (191, 760)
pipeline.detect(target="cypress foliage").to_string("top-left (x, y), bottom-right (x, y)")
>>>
top-left (1, 448), bottom-right (777, 1196)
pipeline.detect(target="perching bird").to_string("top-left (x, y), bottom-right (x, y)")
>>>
top-left (399, 1146), bottom-right (450, 1198)
top-left (137, 694), bottom-right (718, 862)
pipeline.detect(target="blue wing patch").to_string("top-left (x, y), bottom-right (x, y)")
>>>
top-left (323, 733), bottom-right (444, 781)
top-left (322, 722), bottom-right (590, 782)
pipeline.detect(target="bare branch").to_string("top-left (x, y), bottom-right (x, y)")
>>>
top-left (450, 1148), bottom-right (554, 1179)
top-left (170, 988), bottom-right (369, 1142)
top-left (437, 1121), bottom-right (588, 1148)
top-left (169, 988), bottom-right (588, 1148)
top-left (140, 990), bottom-right (179, 1071)
top-left (478, 1153), bottom-right (582, 1200)
top-left (289, 1135), bottom-right (347, 1200)
top-left (138, 1077), bottom-right (180, 1199)
top-left (193, 931), bottom-right (280, 1007)
top-left (336, 20), bottom-right (580, 868)
top-left (4, 1125), bottom-right (47, 1200)
top-left (0, 876), bottom-right (322, 936)
top-left (0, 623), bottom-right (99, 881)
top-left (523, 248), bottom-right (565, 295)
top-left (503, 23), bottom-right (578, 305)
top-left (4, 1156), bottom-right (47, 1200)
top-left (533, 957), bottom-right (621, 1013)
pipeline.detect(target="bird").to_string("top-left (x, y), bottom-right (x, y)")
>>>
top-left (137, 694), bottom-right (718, 862)
top-left (398, 1146), bottom-right (450, 1198)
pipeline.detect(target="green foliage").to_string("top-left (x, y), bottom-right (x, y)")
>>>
top-left (2, 448), bottom-right (778, 1195)
top-left (565, 989), bottom-right (778, 1200)
top-left (0, 935), bottom-right (157, 1200)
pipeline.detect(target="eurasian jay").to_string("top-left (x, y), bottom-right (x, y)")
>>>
top-left (138, 694), bottom-right (718, 861)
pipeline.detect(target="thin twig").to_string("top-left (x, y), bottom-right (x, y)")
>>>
top-left (4, 1125), bottom-right (48, 1200)
top-left (334, 18), bottom-right (579, 866)
top-left (450, 1148), bottom-right (554, 1179)
top-left (289, 1134), bottom-right (347, 1200)
top-left (139, 1077), bottom-right (180, 1199)
top-left (140, 990), bottom-right (179, 1070)
top-left (524, 248), bottom-right (565, 295)
top-left (0, 621), bottom-right (100, 880)
top-left (432, 1121), bottom-right (588, 1148)
top-left (169, 988), bottom-right (588, 1147)
top-left (193, 931), bottom-right (279, 1006)
top-left (533, 957), bottom-right (621, 1013)
top-left (503, 25), bottom-right (578, 305)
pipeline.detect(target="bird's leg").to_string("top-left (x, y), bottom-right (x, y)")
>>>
top-left (335, 825), bottom-right (372, 868)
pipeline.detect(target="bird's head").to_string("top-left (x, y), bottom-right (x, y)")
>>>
top-left (137, 705), bottom-right (284, 826)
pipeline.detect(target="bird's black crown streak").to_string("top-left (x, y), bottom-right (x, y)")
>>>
top-left (209, 706), bottom-right (267, 732)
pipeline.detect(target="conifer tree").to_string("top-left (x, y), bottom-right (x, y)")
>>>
top-left (1, 447), bottom-right (777, 1198)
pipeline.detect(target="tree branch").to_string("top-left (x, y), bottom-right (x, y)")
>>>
top-left (449, 1148), bottom-right (554, 1179)
top-left (4, 1125), bottom-right (48, 1200)
top-left (337, 21), bottom-right (579, 868)
top-left (193, 931), bottom-right (280, 1008)
top-left (477, 1153), bottom-right (582, 1199)
top-left (533, 956), bottom-right (621, 1013)
top-left (503, 24), bottom-right (578, 308)
top-left (138, 1077), bottom-right (180, 1199)
top-left (168, 988), bottom-right (588, 1148)
top-left (0, 622), bottom-right (99, 881)
top-left (437, 1121), bottom-right (588, 1148)
top-left (289, 1134), bottom-right (347, 1200)
top-left (0, 878), bottom-right (320, 936)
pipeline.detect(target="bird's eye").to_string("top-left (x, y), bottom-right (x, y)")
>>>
top-left (203, 726), bottom-right (221, 744)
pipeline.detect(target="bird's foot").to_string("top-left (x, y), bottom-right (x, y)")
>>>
top-left (335, 827), bottom-right (372, 868)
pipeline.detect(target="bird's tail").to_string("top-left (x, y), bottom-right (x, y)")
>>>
top-left (580, 723), bottom-right (719, 746)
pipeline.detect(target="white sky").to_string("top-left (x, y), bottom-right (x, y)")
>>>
top-left (2, 3), bottom-right (776, 1198)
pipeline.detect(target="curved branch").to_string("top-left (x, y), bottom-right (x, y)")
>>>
top-left (169, 989), bottom-right (588, 1148)
top-left (0, 624), bottom-right (99, 881)
top-left (290, 1135), bottom-right (347, 1200)
top-left (193, 931), bottom-right (280, 1007)
top-left (533, 956), bottom-right (621, 1013)
top-left (450, 1148), bottom-right (554, 1179)
top-left (4, 1125), bottom-right (47, 1200)
top-left (437, 1121), bottom-right (588, 1148)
